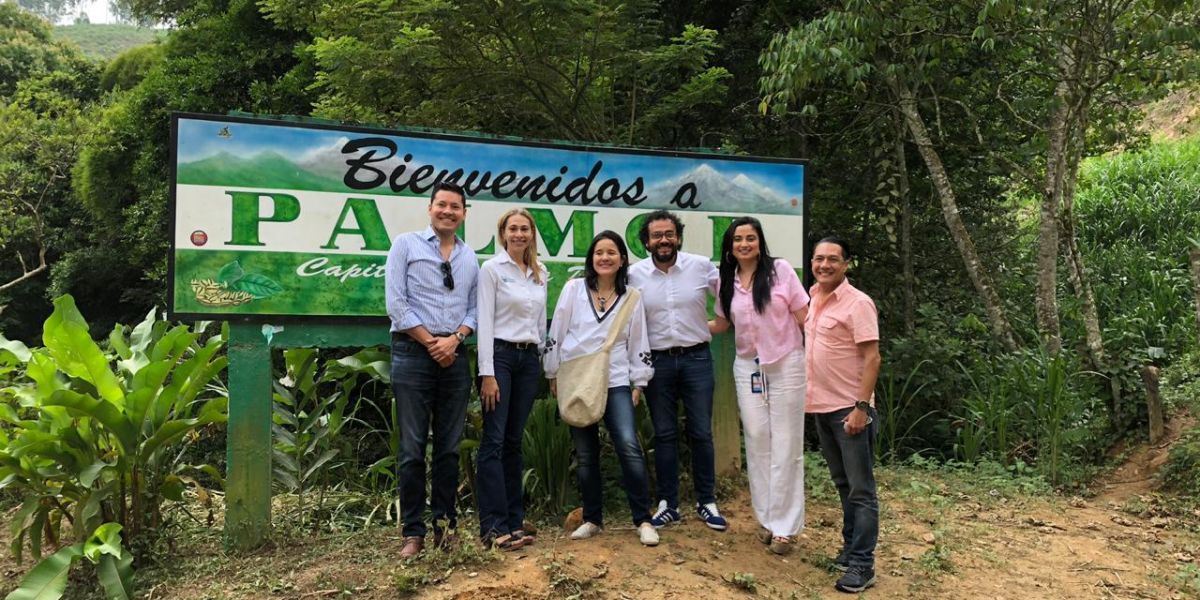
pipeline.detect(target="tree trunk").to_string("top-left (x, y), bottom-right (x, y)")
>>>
top-left (1190, 244), bottom-right (1200, 346)
top-left (890, 77), bottom-right (1018, 351)
top-left (896, 122), bottom-right (915, 334)
top-left (1036, 77), bottom-right (1072, 356)
top-left (1060, 99), bottom-right (1120, 417)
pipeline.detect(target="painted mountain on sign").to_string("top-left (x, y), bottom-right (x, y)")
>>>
top-left (646, 164), bottom-right (792, 212)
top-left (177, 151), bottom-right (347, 192)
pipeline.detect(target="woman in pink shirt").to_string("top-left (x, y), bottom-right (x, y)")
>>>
top-left (710, 216), bottom-right (809, 555)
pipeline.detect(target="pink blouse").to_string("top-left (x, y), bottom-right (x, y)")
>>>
top-left (716, 258), bottom-right (809, 365)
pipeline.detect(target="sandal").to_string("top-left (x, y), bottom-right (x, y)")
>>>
top-left (768, 535), bottom-right (795, 555)
top-left (512, 529), bottom-right (536, 548)
top-left (483, 533), bottom-right (522, 551)
top-left (758, 527), bottom-right (772, 545)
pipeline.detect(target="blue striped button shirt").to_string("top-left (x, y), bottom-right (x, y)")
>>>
top-left (385, 226), bottom-right (479, 334)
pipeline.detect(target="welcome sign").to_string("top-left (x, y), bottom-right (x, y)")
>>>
top-left (169, 114), bottom-right (807, 321)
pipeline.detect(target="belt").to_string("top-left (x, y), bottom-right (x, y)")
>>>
top-left (391, 331), bottom-right (457, 344)
top-left (652, 342), bottom-right (709, 356)
top-left (495, 339), bottom-right (538, 351)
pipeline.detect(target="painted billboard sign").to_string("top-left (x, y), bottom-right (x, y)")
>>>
top-left (169, 113), bottom-right (807, 321)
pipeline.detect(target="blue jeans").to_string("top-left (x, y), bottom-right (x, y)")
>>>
top-left (645, 348), bottom-right (716, 507)
top-left (391, 337), bottom-right (470, 538)
top-left (475, 344), bottom-right (541, 538)
top-left (814, 406), bottom-right (879, 568)
top-left (570, 386), bottom-right (652, 527)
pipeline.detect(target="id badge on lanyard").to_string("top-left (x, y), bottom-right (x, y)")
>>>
top-left (750, 357), bottom-right (766, 400)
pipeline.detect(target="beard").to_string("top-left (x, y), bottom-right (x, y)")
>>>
top-left (651, 243), bottom-right (679, 264)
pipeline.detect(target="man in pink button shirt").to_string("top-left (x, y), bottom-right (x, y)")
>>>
top-left (804, 236), bottom-right (881, 594)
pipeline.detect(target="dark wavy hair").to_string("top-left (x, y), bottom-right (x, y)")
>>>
top-left (718, 217), bottom-right (777, 321)
top-left (584, 230), bottom-right (630, 295)
top-left (637, 209), bottom-right (685, 246)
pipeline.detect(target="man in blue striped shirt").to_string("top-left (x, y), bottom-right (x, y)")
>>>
top-left (386, 181), bottom-right (480, 559)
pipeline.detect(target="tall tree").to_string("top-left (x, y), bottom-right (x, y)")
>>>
top-left (760, 0), bottom-right (1021, 351)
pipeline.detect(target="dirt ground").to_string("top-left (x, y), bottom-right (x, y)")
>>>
top-left (4, 419), bottom-right (1200, 599)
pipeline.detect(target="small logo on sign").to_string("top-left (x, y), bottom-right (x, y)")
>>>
top-left (191, 230), bottom-right (209, 246)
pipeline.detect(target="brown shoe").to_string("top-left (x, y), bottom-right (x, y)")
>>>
top-left (399, 535), bottom-right (424, 559)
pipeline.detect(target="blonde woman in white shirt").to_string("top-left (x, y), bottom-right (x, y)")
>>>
top-left (475, 208), bottom-right (548, 551)
top-left (544, 230), bottom-right (659, 546)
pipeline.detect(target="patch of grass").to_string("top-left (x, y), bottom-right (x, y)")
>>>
top-left (724, 571), bottom-right (759, 594)
top-left (541, 551), bottom-right (599, 599)
top-left (392, 535), bottom-right (496, 596)
top-left (1170, 563), bottom-right (1200, 595)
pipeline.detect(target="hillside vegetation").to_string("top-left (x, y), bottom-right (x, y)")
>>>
top-left (53, 23), bottom-right (162, 60)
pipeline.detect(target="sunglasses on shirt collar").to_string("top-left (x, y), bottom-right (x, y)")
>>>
top-left (440, 261), bottom-right (455, 290)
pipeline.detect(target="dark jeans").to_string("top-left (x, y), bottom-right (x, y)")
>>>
top-left (814, 406), bottom-right (879, 568)
top-left (475, 344), bottom-right (541, 538)
top-left (570, 386), bottom-right (652, 527)
top-left (391, 337), bottom-right (470, 538)
top-left (645, 348), bottom-right (716, 507)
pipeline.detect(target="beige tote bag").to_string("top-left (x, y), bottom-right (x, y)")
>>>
top-left (556, 287), bottom-right (641, 427)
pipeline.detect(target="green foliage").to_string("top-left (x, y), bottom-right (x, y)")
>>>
top-left (1, 2), bottom-right (92, 98)
top-left (521, 397), bottom-right (575, 515)
top-left (4, 521), bottom-right (133, 600)
top-left (54, 24), bottom-right (164, 60)
top-left (98, 41), bottom-right (163, 91)
top-left (0, 296), bottom-right (227, 581)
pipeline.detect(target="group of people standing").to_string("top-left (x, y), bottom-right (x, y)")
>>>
top-left (385, 181), bottom-right (882, 594)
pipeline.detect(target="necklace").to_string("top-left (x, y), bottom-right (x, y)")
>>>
top-left (593, 288), bottom-right (615, 313)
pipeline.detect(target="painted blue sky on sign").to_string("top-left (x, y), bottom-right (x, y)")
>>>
top-left (176, 118), bottom-right (804, 214)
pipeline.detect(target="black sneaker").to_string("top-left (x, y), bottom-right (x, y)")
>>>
top-left (831, 550), bottom-right (850, 573)
top-left (835, 565), bottom-right (876, 593)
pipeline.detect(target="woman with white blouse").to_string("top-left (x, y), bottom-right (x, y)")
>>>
top-left (544, 230), bottom-right (659, 546)
top-left (475, 208), bottom-right (548, 551)
top-left (710, 216), bottom-right (810, 556)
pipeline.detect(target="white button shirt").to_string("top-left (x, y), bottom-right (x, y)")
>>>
top-left (628, 251), bottom-right (719, 350)
top-left (475, 252), bottom-right (549, 377)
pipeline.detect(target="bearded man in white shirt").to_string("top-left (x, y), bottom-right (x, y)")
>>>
top-left (628, 210), bottom-right (728, 531)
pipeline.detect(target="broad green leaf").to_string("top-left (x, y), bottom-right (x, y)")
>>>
top-left (82, 523), bottom-right (123, 563)
top-left (231, 273), bottom-right (283, 299)
top-left (127, 306), bottom-right (158, 357)
top-left (3, 543), bottom-right (82, 600)
top-left (217, 260), bottom-right (245, 285)
top-left (28, 508), bottom-right (47, 560)
top-left (42, 297), bottom-right (124, 405)
top-left (79, 486), bottom-right (113, 534)
top-left (139, 418), bottom-right (205, 461)
top-left (0, 335), bottom-right (32, 363)
top-left (78, 460), bottom-right (109, 488)
top-left (25, 352), bottom-right (64, 404)
top-left (44, 391), bottom-right (135, 453)
top-left (107, 325), bottom-right (131, 362)
top-left (302, 449), bottom-right (339, 482)
top-left (96, 553), bottom-right (133, 600)
top-left (159, 475), bottom-right (185, 502)
top-left (10, 497), bottom-right (39, 564)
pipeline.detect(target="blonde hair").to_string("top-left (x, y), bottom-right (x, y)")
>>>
top-left (497, 208), bottom-right (543, 284)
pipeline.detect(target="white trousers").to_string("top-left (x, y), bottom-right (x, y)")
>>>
top-left (733, 349), bottom-right (806, 537)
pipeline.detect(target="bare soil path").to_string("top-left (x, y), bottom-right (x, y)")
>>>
top-left (4, 422), bottom-right (1199, 599)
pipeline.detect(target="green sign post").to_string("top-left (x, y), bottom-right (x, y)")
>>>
top-left (169, 113), bottom-right (807, 550)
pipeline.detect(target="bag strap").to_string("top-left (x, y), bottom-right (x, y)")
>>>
top-left (599, 287), bottom-right (640, 353)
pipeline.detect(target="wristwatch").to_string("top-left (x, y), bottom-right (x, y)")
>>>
top-left (454, 331), bottom-right (467, 343)
top-left (854, 400), bottom-right (871, 412)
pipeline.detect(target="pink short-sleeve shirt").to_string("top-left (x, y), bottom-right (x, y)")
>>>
top-left (716, 258), bottom-right (809, 365)
top-left (804, 278), bottom-right (879, 413)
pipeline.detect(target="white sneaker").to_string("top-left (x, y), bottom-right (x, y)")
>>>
top-left (570, 522), bottom-right (602, 540)
top-left (638, 522), bottom-right (660, 546)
